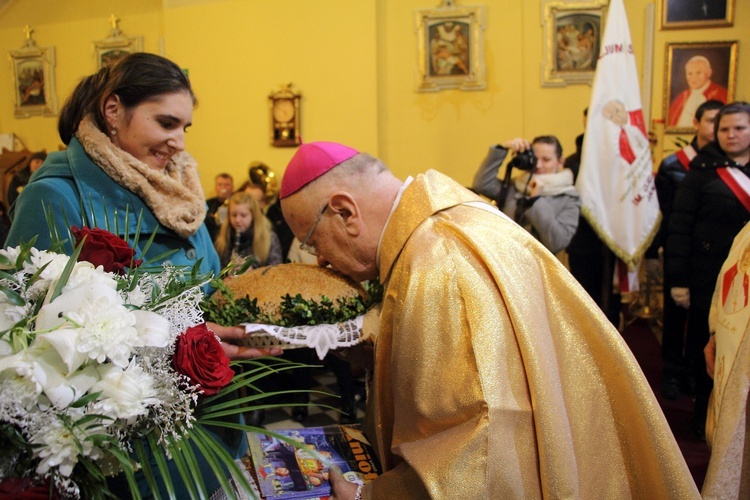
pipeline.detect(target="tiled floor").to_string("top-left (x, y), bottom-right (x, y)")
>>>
top-left (259, 368), bottom-right (367, 431)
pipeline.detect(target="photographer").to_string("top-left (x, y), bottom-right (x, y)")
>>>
top-left (472, 136), bottom-right (581, 253)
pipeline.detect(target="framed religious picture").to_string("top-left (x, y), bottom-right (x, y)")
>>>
top-left (93, 34), bottom-right (142, 69)
top-left (663, 41), bottom-right (737, 133)
top-left (415, 3), bottom-right (485, 92)
top-left (661, 0), bottom-right (734, 29)
top-left (10, 40), bottom-right (57, 118)
top-left (541, 0), bottom-right (607, 87)
top-left (93, 15), bottom-right (143, 69)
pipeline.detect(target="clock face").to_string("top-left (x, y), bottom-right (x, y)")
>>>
top-left (273, 99), bottom-right (295, 123)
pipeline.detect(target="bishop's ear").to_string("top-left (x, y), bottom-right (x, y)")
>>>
top-left (328, 192), bottom-right (361, 236)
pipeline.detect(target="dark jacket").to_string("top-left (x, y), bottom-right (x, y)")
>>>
top-left (665, 142), bottom-right (750, 309)
top-left (647, 139), bottom-right (698, 257)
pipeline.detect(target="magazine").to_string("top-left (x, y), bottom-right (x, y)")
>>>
top-left (245, 425), bottom-right (381, 499)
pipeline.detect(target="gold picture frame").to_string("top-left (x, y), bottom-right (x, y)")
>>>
top-left (663, 41), bottom-right (737, 133)
top-left (415, 3), bottom-right (485, 92)
top-left (541, 0), bottom-right (607, 87)
top-left (10, 40), bottom-right (57, 118)
top-left (93, 34), bottom-right (143, 69)
top-left (661, 0), bottom-right (734, 30)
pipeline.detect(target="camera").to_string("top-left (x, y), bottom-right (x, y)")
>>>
top-left (508, 149), bottom-right (537, 171)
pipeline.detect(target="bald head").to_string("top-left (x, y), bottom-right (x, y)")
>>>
top-left (280, 152), bottom-right (403, 282)
top-left (602, 99), bottom-right (628, 127)
top-left (685, 56), bottom-right (712, 90)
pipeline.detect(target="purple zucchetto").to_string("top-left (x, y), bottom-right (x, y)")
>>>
top-left (279, 141), bottom-right (359, 199)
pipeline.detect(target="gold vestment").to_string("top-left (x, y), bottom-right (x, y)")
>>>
top-left (364, 170), bottom-right (698, 498)
top-left (703, 223), bottom-right (750, 498)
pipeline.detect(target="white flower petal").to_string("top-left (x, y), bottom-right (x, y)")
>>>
top-left (0, 338), bottom-right (13, 356)
top-left (36, 350), bottom-right (99, 408)
top-left (39, 329), bottom-right (87, 374)
top-left (36, 283), bottom-right (121, 332)
top-left (131, 310), bottom-right (171, 347)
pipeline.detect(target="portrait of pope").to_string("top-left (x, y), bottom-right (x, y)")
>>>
top-left (666, 44), bottom-right (733, 129)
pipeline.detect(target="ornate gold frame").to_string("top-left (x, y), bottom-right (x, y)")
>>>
top-left (541, 0), bottom-right (607, 87)
top-left (663, 41), bottom-right (738, 134)
top-left (415, 4), bottom-right (485, 92)
top-left (268, 84), bottom-right (301, 148)
top-left (93, 15), bottom-right (143, 69)
top-left (661, 0), bottom-right (734, 30)
top-left (93, 35), bottom-right (143, 69)
top-left (10, 38), bottom-right (57, 118)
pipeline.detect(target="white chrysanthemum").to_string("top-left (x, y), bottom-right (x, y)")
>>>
top-left (0, 246), bottom-right (21, 269)
top-left (70, 296), bottom-right (138, 368)
top-left (64, 263), bottom-right (117, 291)
top-left (36, 282), bottom-right (120, 333)
top-left (0, 346), bottom-right (45, 397)
top-left (26, 249), bottom-right (70, 282)
top-left (32, 414), bottom-right (100, 477)
top-left (0, 295), bottom-right (30, 333)
top-left (92, 360), bottom-right (158, 421)
top-left (0, 370), bottom-right (40, 411)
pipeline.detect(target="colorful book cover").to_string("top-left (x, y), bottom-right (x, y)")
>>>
top-left (246, 425), bottom-right (381, 499)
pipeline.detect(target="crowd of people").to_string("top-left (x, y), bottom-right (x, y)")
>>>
top-left (3, 50), bottom-right (750, 498)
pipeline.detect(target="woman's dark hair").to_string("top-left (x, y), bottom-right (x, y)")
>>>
top-left (714, 101), bottom-right (750, 140)
top-left (58, 52), bottom-right (195, 145)
top-left (532, 135), bottom-right (563, 160)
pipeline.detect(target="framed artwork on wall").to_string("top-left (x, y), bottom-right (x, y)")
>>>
top-left (93, 15), bottom-right (143, 69)
top-left (541, 0), bottom-right (607, 87)
top-left (663, 41), bottom-right (737, 133)
top-left (10, 33), bottom-right (57, 118)
top-left (94, 34), bottom-right (142, 69)
top-left (415, 3), bottom-right (485, 92)
top-left (661, 0), bottom-right (734, 30)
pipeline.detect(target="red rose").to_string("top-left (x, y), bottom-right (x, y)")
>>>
top-left (71, 226), bottom-right (142, 275)
top-left (0, 477), bottom-right (58, 499)
top-left (172, 323), bottom-right (234, 395)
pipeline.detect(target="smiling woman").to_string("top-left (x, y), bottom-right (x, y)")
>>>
top-left (3, 52), bottom-right (281, 498)
top-left (8, 53), bottom-right (208, 256)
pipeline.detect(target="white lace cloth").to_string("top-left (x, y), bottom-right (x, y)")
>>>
top-left (242, 315), bottom-right (365, 359)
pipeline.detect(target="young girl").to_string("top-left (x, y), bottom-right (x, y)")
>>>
top-left (215, 192), bottom-right (283, 268)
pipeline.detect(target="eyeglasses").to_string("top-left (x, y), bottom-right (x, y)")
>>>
top-left (299, 204), bottom-right (328, 256)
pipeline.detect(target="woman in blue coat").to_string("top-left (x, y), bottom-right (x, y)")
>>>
top-left (5, 52), bottom-right (280, 498)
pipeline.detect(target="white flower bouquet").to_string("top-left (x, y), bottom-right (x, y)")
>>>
top-left (0, 228), bottom-right (298, 499)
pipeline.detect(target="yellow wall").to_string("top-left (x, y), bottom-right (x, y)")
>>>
top-left (0, 0), bottom-right (747, 198)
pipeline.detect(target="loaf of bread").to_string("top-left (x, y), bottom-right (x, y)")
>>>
top-left (213, 263), bottom-right (366, 321)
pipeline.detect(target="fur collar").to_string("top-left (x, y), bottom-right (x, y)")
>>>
top-left (514, 169), bottom-right (578, 197)
top-left (76, 116), bottom-right (206, 237)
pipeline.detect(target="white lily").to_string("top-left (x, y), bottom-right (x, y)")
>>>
top-left (0, 338), bottom-right (14, 356)
top-left (35, 282), bottom-right (120, 332)
top-left (33, 348), bottom-right (99, 409)
top-left (125, 285), bottom-right (147, 307)
top-left (132, 309), bottom-right (172, 348)
top-left (38, 328), bottom-right (88, 374)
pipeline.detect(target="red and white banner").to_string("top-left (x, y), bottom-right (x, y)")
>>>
top-left (576, 0), bottom-right (660, 280)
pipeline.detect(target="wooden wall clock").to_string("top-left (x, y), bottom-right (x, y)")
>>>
top-left (269, 84), bottom-right (301, 147)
